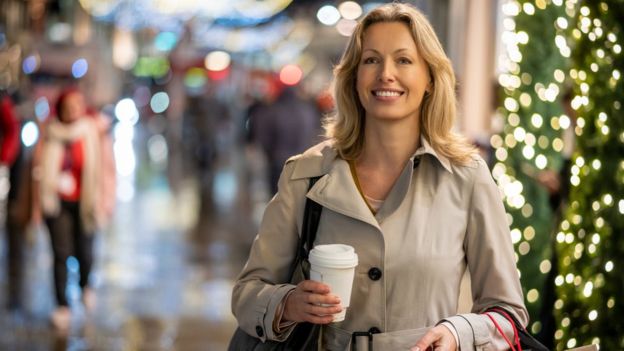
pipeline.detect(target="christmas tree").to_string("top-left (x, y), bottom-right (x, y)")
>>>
top-left (494, 0), bottom-right (570, 341)
top-left (554, 1), bottom-right (624, 350)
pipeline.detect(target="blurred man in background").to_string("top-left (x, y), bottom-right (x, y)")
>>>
top-left (247, 86), bottom-right (322, 195)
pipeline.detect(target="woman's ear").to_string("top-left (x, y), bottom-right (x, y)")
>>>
top-left (426, 68), bottom-right (434, 94)
top-left (425, 82), bottom-right (432, 95)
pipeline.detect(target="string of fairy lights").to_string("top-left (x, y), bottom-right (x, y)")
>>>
top-left (552, 1), bottom-right (622, 350)
top-left (498, 0), bottom-right (623, 350)
top-left (495, 0), bottom-right (571, 335)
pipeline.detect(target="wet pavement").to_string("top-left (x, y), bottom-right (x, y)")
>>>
top-left (0, 139), bottom-right (268, 350)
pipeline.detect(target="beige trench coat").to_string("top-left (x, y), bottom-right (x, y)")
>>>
top-left (232, 139), bottom-right (528, 350)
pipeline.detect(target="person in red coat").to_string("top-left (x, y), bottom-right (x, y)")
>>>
top-left (32, 87), bottom-right (115, 332)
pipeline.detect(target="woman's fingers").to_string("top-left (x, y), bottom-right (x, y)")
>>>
top-left (283, 280), bottom-right (342, 324)
top-left (410, 325), bottom-right (457, 351)
top-left (305, 303), bottom-right (342, 316)
top-left (410, 328), bottom-right (439, 351)
top-left (299, 280), bottom-right (330, 294)
top-left (298, 280), bottom-right (341, 304)
top-left (304, 291), bottom-right (341, 305)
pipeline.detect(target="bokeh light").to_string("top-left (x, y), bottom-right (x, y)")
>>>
top-left (115, 98), bottom-right (139, 125)
top-left (317, 5), bottom-right (341, 26)
top-left (22, 55), bottom-right (39, 74)
top-left (72, 58), bottom-right (89, 78)
top-left (78, 0), bottom-right (120, 17)
top-left (114, 139), bottom-right (136, 177)
top-left (205, 51), bottom-right (231, 71)
top-left (34, 97), bottom-right (50, 121)
top-left (184, 67), bottom-right (207, 90)
top-left (150, 92), bottom-right (170, 114)
top-left (279, 64), bottom-right (303, 86)
top-left (336, 18), bottom-right (357, 37)
top-left (21, 121), bottom-right (39, 147)
top-left (147, 134), bottom-right (168, 164)
top-left (338, 1), bottom-right (362, 20)
top-left (113, 29), bottom-right (138, 70)
top-left (154, 31), bottom-right (178, 52)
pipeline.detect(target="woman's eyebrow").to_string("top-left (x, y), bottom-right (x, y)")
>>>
top-left (362, 48), bottom-right (413, 54)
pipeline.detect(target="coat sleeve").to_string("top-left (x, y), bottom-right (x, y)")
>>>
top-left (231, 159), bottom-right (306, 342)
top-left (441, 158), bottom-right (529, 350)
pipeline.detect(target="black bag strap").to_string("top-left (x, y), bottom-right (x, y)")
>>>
top-left (288, 176), bottom-right (323, 281)
top-left (301, 176), bottom-right (322, 259)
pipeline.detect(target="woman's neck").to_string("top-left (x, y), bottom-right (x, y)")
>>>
top-left (358, 117), bottom-right (421, 170)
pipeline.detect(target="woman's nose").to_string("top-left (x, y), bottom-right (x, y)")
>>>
top-left (378, 61), bottom-right (396, 82)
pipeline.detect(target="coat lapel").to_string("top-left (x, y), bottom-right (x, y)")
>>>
top-left (306, 158), bottom-right (380, 230)
top-left (375, 158), bottom-right (414, 223)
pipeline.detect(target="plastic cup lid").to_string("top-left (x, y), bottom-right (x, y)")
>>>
top-left (309, 244), bottom-right (358, 268)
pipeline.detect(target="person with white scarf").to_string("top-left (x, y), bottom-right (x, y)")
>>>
top-left (33, 88), bottom-right (105, 332)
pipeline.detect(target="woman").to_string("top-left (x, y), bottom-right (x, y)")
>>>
top-left (232, 3), bottom-right (528, 350)
top-left (33, 88), bottom-right (112, 332)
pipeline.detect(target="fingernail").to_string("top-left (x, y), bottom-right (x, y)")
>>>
top-left (410, 348), bottom-right (420, 351)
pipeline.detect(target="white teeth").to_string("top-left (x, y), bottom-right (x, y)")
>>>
top-left (374, 91), bottom-right (401, 97)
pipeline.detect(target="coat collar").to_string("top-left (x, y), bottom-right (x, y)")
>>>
top-left (289, 136), bottom-right (452, 180)
top-left (288, 137), bottom-right (452, 229)
top-left (413, 136), bottom-right (453, 174)
top-left (290, 140), bottom-right (337, 180)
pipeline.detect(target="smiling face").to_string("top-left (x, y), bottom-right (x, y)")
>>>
top-left (356, 21), bottom-right (431, 125)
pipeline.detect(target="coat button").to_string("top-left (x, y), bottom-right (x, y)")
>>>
top-left (369, 327), bottom-right (381, 334)
top-left (255, 325), bottom-right (264, 338)
top-left (368, 267), bottom-right (382, 281)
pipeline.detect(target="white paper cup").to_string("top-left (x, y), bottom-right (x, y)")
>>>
top-left (309, 244), bottom-right (358, 322)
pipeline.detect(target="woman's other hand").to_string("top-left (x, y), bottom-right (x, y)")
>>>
top-left (283, 280), bottom-right (342, 324)
top-left (410, 324), bottom-right (457, 351)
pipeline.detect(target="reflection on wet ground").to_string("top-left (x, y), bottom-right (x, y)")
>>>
top-left (0, 144), bottom-right (266, 350)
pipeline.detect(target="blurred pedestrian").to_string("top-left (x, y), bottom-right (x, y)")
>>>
top-left (247, 86), bottom-right (321, 194)
top-left (32, 87), bottom-right (114, 332)
top-left (182, 90), bottom-right (229, 217)
top-left (0, 91), bottom-right (22, 311)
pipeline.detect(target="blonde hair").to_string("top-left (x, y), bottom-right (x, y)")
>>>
top-left (324, 2), bottom-right (475, 165)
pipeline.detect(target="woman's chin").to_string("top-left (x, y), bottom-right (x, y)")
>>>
top-left (367, 113), bottom-right (418, 123)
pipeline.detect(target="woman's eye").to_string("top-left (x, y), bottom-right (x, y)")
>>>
top-left (398, 58), bottom-right (412, 64)
top-left (363, 57), bottom-right (378, 64)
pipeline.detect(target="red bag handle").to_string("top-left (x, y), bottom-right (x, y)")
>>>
top-left (484, 307), bottom-right (522, 351)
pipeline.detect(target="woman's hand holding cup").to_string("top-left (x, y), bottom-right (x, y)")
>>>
top-left (283, 280), bottom-right (342, 324)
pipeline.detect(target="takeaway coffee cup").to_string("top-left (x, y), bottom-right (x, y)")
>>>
top-left (308, 244), bottom-right (358, 322)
